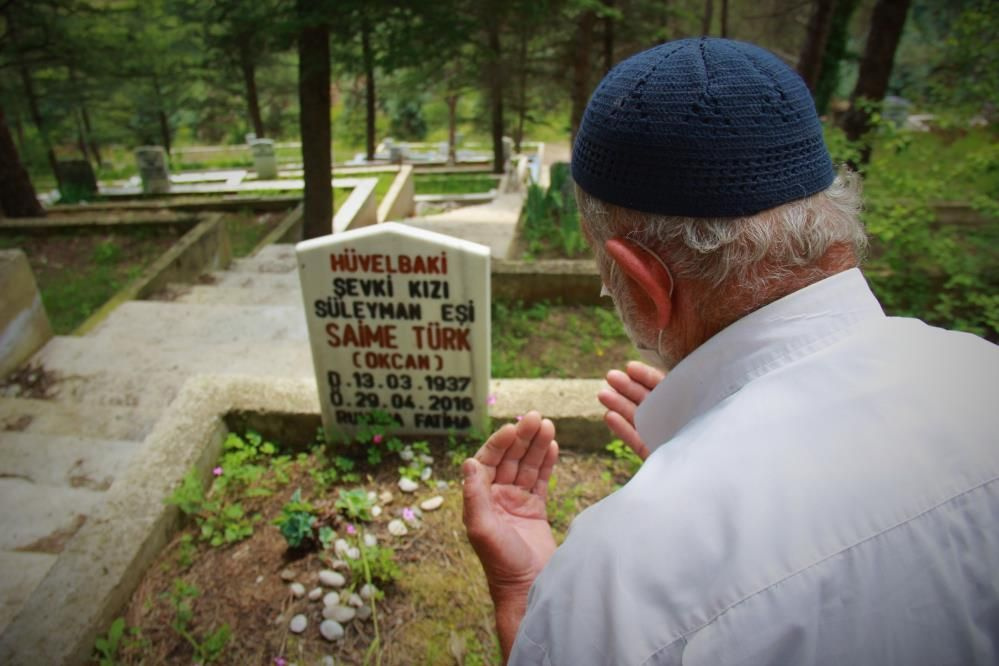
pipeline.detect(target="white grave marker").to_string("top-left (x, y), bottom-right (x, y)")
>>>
top-left (297, 223), bottom-right (490, 441)
top-left (250, 139), bottom-right (278, 179)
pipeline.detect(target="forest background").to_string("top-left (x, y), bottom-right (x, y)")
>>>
top-left (0, 0), bottom-right (996, 337)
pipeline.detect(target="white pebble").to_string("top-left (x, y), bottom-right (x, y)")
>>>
top-left (346, 546), bottom-right (361, 560)
top-left (334, 538), bottom-right (350, 556)
top-left (356, 605), bottom-right (372, 620)
top-left (419, 453), bottom-right (434, 465)
top-left (367, 490), bottom-right (377, 502)
top-left (331, 559), bottom-right (350, 571)
top-left (436, 480), bottom-right (448, 490)
top-left (420, 466), bottom-right (433, 481)
top-left (379, 490), bottom-right (394, 504)
top-left (359, 583), bottom-right (377, 600)
top-left (319, 619), bottom-right (344, 641)
top-left (371, 505), bottom-right (382, 517)
top-left (308, 587), bottom-right (323, 601)
top-left (420, 495), bottom-right (444, 511)
top-left (347, 592), bottom-right (363, 607)
top-left (363, 533), bottom-right (377, 547)
top-left (323, 592), bottom-right (340, 607)
top-left (289, 582), bottom-right (306, 598)
top-left (280, 569), bottom-right (296, 582)
top-left (255, 575), bottom-right (264, 584)
top-left (319, 570), bottom-right (346, 588)
top-left (388, 519), bottom-right (408, 536)
top-left (399, 448), bottom-right (415, 462)
top-left (398, 477), bottom-right (419, 493)
top-left (323, 604), bottom-right (356, 623)
top-left (289, 614), bottom-right (308, 633)
top-left (322, 657), bottom-right (336, 666)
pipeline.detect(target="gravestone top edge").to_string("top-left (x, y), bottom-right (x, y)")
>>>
top-left (295, 222), bottom-right (491, 258)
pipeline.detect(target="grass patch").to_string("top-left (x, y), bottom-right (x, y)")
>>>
top-left (491, 300), bottom-right (636, 378)
top-left (0, 225), bottom-right (186, 334)
top-left (224, 210), bottom-right (292, 258)
top-left (414, 173), bottom-right (499, 195)
top-left (519, 162), bottom-right (587, 260)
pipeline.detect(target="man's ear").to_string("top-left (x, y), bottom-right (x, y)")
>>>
top-left (605, 237), bottom-right (673, 329)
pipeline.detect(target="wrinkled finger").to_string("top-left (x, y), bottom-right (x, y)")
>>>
top-left (495, 411), bottom-right (544, 485)
top-left (474, 423), bottom-right (519, 483)
top-left (598, 387), bottom-right (638, 424)
top-left (625, 360), bottom-right (665, 392)
top-left (513, 417), bottom-right (556, 489)
top-left (533, 441), bottom-right (559, 498)
top-left (604, 411), bottom-right (650, 460)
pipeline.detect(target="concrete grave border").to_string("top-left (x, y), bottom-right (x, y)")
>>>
top-left (0, 373), bottom-right (608, 665)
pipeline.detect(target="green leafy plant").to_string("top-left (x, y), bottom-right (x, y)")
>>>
top-left (165, 469), bottom-right (261, 548)
top-left (335, 488), bottom-right (375, 522)
top-left (274, 488), bottom-right (318, 549)
top-left (604, 439), bottom-right (643, 482)
top-left (520, 162), bottom-right (588, 259)
top-left (93, 617), bottom-right (125, 666)
top-left (166, 579), bottom-right (231, 664)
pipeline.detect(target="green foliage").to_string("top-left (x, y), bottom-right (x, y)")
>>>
top-left (166, 469), bottom-right (205, 516)
top-left (175, 534), bottom-right (196, 569)
top-left (520, 163), bottom-right (587, 259)
top-left (166, 579), bottom-right (231, 664)
top-left (335, 487), bottom-right (375, 522)
top-left (603, 439), bottom-right (643, 482)
top-left (92, 240), bottom-right (121, 266)
top-left (413, 173), bottom-right (499, 195)
top-left (93, 617), bottom-right (125, 666)
top-left (491, 300), bottom-right (551, 377)
top-left (274, 488), bottom-right (317, 549)
top-left (349, 540), bottom-right (401, 588)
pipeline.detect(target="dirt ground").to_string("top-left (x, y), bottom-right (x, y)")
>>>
top-left (109, 442), bottom-right (626, 666)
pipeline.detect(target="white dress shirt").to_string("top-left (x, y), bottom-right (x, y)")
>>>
top-left (510, 268), bottom-right (999, 665)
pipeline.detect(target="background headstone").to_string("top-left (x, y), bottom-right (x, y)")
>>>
top-left (250, 138), bottom-right (278, 179)
top-left (56, 160), bottom-right (98, 202)
top-left (296, 222), bottom-right (490, 441)
top-left (134, 146), bottom-right (170, 194)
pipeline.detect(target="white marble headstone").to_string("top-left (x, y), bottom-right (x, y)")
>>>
top-left (296, 223), bottom-right (490, 441)
top-left (250, 139), bottom-right (278, 180)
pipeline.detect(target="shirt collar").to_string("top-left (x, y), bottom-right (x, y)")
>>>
top-left (635, 268), bottom-right (885, 452)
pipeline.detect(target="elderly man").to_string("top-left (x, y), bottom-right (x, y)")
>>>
top-left (462, 37), bottom-right (999, 665)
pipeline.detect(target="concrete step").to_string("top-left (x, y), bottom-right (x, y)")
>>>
top-left (0, 398), bottom-right (158, 441)
top-left (230, 243), bottom-right (297, 274)
top-left (0, 551), bottom-right (57, 633)
top-left (85, 301), bottom-right (307, 347)
top-left (208, 270), bottom-right (301, 291)
top-left (0, 477), bottom-right (105, 552)
top-left (173, 284), bottom-right (302, 306)
top-left (35, 341), bottom-right (312, 409)
top-left (0, 432), bottom-right (138, 491)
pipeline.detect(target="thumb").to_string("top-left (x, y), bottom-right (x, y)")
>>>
top-left (461, 458), bottom-right (492, 532)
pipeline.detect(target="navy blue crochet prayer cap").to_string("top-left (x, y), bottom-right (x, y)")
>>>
top-left (571, 37), bottom-right (835, 218)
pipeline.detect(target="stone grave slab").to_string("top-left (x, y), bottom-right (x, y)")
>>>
top-left (134, 146), bottom-right (170, 193)
top-left (296, 222), bottom-right (490, 441)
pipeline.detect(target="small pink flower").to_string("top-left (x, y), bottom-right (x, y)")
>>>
top-left (373, 434), bottom-right (383, 444)
top-left (486, 394), bottom-right (497, 406)
top-left (402, 507), bottom-right (415, 522)
top-left (346, 524), bottom-right (356, 535)
top-left (274, 658), bottom-right (287, 666)
top-left (212, 466), bottom-right (223, 477)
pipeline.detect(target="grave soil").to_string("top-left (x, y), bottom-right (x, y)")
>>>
top-left (108, 441), bottom-right (627, 666)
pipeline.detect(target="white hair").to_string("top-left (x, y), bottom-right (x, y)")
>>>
top-left (577, 170), bottom-right (868, 317)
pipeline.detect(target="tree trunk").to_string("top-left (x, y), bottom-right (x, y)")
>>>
top-left (513, 28), bottom-right (528, 154)
top-left (798, 0), bottom-right (837, 91)
top-left (80, 103), bottom-right (102, 167)
top-left (298, 6), bottom-right (332, 239)
top-left (603, 0), bottom-right (615, 72)
top-left (19, 63), bottom-right (61, 190)
top-left (487, 19), bottom-right (505, 174)
top-left (446, 94), bottom-right (458, 166)
top-left (702, 0), bottom-right (714, 35)
top-left (841, 0), bottom-right (912, 166)
top-left (720, 0), bottom-right (729, 37)
top-left (152, 76), bottom-right (172, 155)
top-left (74, 111), bottom-right (90, 162)
top-left (361, 15), bottom-right (376, 162)
top-left (239, 37), bottom-right (265, 138)
top-left (0, 103), bottom-right (44, 217)
top-left (570, 10), bottom-right (595, 146)
top-left (814, 0), bottom-right (860, 116)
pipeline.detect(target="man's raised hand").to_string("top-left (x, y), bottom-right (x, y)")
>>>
top-left (462, 411), bottom-right (559, 661)
top-left (597, 360), bottom-right (666, 460)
